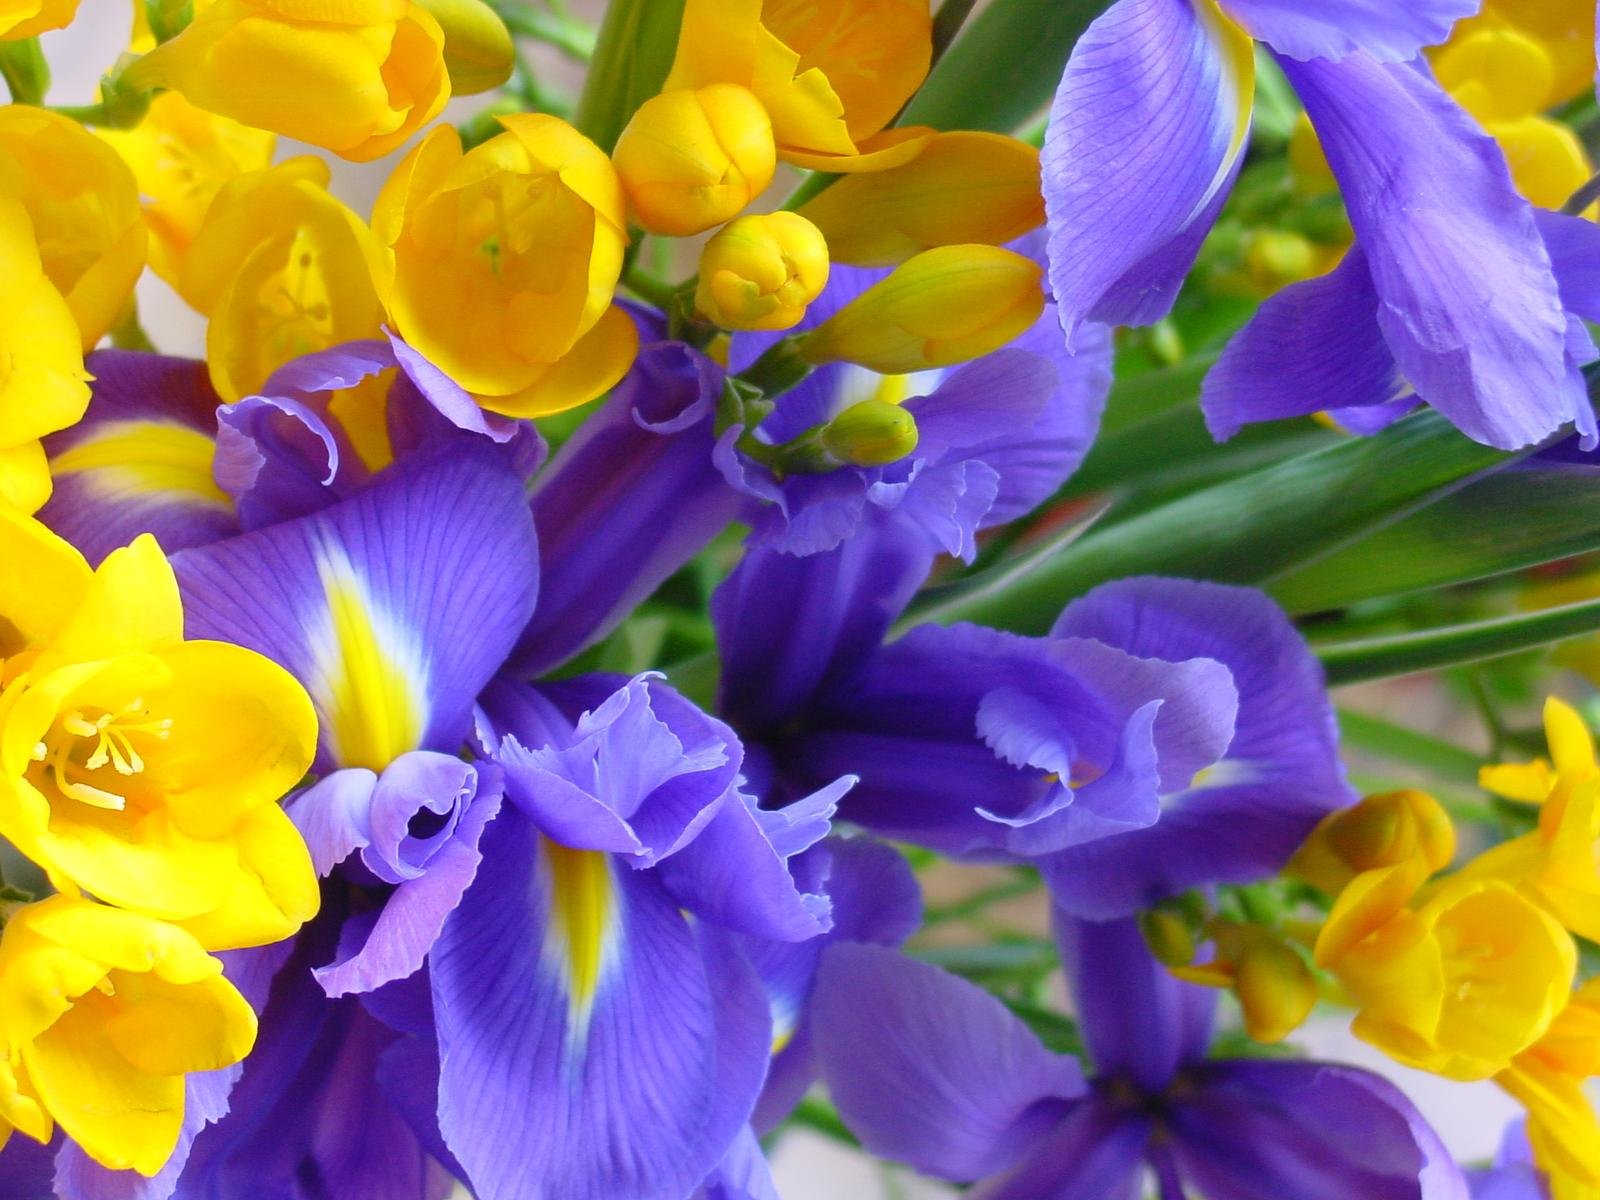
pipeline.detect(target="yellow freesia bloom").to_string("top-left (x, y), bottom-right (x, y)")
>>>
top-left (798, 132), bottom-right (1045, 267)
top-left (1446, 0), bottom-right (1596, 112)
top-left (1315, 860), bottom-right (1575, 1081)
top-left (97, 90), bottom-right (276, 289)
top-left (1497, 979), bottom-right (1600, 1196)
top-left (0, 895), bottom-right (255, 1175)
top-left (1287, 788), bottom-right (1456, 897)
top-left (800, 244), bottom-right (1044, 373)
top-left (0, 513), bottom-right (319, 950)
top-left (0, 0), bottom-right (78, 40)
top-left (124, 0), bottom-right (451, 163)
top-left (695, 211), bottom-right (829, 331)
top-left (664, 0), bottom-right (935, 173)
top-left (0, 106), bottom-right (147, 351)
top-left (375, 116), bottom-right (638, 418)
top-left (179, 156), bottom-right (389, 403)
top-left (0, 195), bottom-right (92, 515)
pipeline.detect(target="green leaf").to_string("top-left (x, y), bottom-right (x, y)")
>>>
top-left (1318, 597), bottom-right (1600, 685)
top-left (920, 408), bottom-right (1521, 635)
top-left (897, 0), bottom-right (1112, 134)
top-left (1270, 464), bottom-right (1600, 613)
top-left (571, 0), bottom-right (685, 152)
top-left (1336, 709), bottom-right (1484, 784)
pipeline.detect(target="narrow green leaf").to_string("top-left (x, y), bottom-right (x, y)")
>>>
top-left (571, 0), bottom-right (685, 152)
top-left (921, 408), bottom-right (1521, 635)
top-left (1271, 464), bottom-right (1600, 613)
top-left (1319, 598), bottom-right (1600, 685)
top-left (1336, 709), bottom-right (1484, 784)
top-left (897, 0), bottom-right (1111, 134)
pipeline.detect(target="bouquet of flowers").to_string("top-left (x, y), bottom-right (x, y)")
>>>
top-left (1, 0), bottom-right (1598, 1196)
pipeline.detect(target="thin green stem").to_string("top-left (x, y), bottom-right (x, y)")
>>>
top-left (620, 264), bottom-right (677, 311)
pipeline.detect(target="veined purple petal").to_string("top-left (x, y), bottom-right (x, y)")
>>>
top-left (1043, 577), bottom-right (1353, 917)
top-left (1221, 0), bottom-right (1477, 63)
top-left (431, 805), bottom-right (771, 1200)
top-left (1169, 1061), bottom-right (1468, 1199)
top-left (696, 1126), bottom-right (778, 1200)
top-left (812, 944), bottom-right (1085, 1182)
top-left (1202, 246), bottom-right (1406, 440)
top-left (285, 768), bottom-right (380, 877)
top-left (968, 1101), bottom-right (1149, 1200)
top-left (1282, 54), bottom-right (1587, 450)
top-left (1054, 913), bottom-right (1214, 1094)
top-left (39, 351), bottom-right (238, 565)
top-left (512, 341), bottom-right (739, 675)
top-left (1537, 208), bottom-right (1600, 325)
top-left (1044, 0), bottom-right (1253, 341)
top-left (174, 443), bottom-right (539, 772)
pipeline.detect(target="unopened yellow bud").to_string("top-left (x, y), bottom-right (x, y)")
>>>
top-left (695, 213), bottom-right (829, 331)
top-left (1287, 112), bottom-right (1337, 199)
top-left (1289, 790), bottom-right (1455, 896)
top-left (801, 245), bottom-right (1044, 374)
top-left (820, 399), bottom-right (918, 467)
top-left (1436, 28), bottom-right (1555, 120)
top-left (799, 132), bottom-right (1044, 267)
top-left (613, 84), bottom-right (776, 237)
top-left (413, 0), bottom-right (514, 94)
top-left (1233, 939), bottom-right (1318, 1044)
top-left (1139, 907), bottom-right (1197, 969)
top-left (1244, 230), bottom-right (1320, 292)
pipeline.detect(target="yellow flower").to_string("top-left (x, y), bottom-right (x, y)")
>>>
top-left (1315, 861), bottom-right (1575, 1080)
top-left (1497, 979), bottom-right (1600, 1195)
top-left (375, 116), bottom-right (639, 418)
top-left (0, 195), bottom-right (92, 516)
top-left (179, 156), bottom-right (388, 403)
top-left (800, 244), bottom-right (1044, 373)
top-left (695, 211), bottom-right (828, 331)
top-left (663, 0), bottom-right (935, 172)
top-left (412, 0), bottom-right (514, 95)
top-left (0, 895), bottom-right (256, 1175)
top-left (0, 0), bottom-right (78, 40)
top-left (97, 90), bottom-right (276, 290)
top-left (798, 132), bottom-right (1044, 267)
top-left (1444, 0), bottom-right (1596, 112)
top-left (0, 106), bottom-right (147, 350)
top-left (1170, 919), bottom-right (1319, 1044)
top-left (1287, 789), bottom-right (1456, 897)
top-left (124, 0), bottom-right (451, 163)
top-left (0, 514), bottom-right (320, 950)
top-left (613, 84), bottom-right (777, 237)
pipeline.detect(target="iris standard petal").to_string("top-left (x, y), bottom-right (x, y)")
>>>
top-left (1043, 0), bottom-right (1254, 341)
top-left (1221, 0), bottom-right (1477, 63)
top-left (812, 943), bottom-right (1085, 1182)
top-left (1281, 53), bottom-right (1586, 451)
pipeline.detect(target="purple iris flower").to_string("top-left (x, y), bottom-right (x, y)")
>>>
top-left (717, 532), bottom-right (1353, 916)
top-left (1045, 0), bottom-right (1594, 451)
top-left (813, 916), bottom-right (1467, 1199)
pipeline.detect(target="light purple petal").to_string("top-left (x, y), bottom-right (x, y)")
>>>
top-left (1043, 577), bottom-right (1354, 917)
top-left (1170, 1061), bottom-right (1468, 1200)
top-left (1054, 913), bottom-right (1215, 1093)
top-left (285, 768), bottom-right (380, 876)
top-left (39, 351), bottom-right (238, 565)
top-left (697, 1126), bottom-right (778, 1200)
top-left (1282, 54), bottom-right (1585, 450)
top-left (386, 334), bottom-right (523, 444)
top-left (1044, 0), bottom-right (1252, 340)
top-left (214, 393), bottom-right (353, 529)
top-left (174, 442), bottom-right (539, 771)
top-left (1202, 246), bottom-right (1406, 440)
top-left (1222, 0), bottom-right (1477, 62)
top-left (812, 943), bottom-right (1085, 1182)
top-left (431, 805), bottom-right (771, 1200)
top-left (1537, 208), bottom-right (1600, 325)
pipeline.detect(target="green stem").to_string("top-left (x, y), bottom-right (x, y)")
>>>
top-left (499, 6), bottom-right (597, 60)
top-left (930, 0), bottom-right (981, 61)
top-left (571, 0), bottom-right (685, 152)
top-left (620, 264), bottom-right (677, 311)
top-left (0, 39), bottom-right (48, 105)
top-left (109, 303), bottom-right (157, 353)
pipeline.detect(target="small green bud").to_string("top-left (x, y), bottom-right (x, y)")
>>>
top-left (821, 400), bottom-right (919, 467)
top-left (1139, 907), bottom-right (1197, 968)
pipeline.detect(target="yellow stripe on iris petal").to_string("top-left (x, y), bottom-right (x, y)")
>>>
top-left (309, 544), bottom-right (427, 771)
top-left (542, 838), bottom-right (621, 1046)
top-left (49, 420), bottom-right (230, 510)
top-left (1189, 0), bottom-right (1257, 225)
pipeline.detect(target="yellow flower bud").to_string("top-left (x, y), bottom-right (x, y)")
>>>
top-left (821, 398), bottom-right (919, 467)
top-left (377, 117), bottom-right (638, 417)
top-left (1139, 907), bottom-right (1198, 969)
top-left (1436, 28), bottom-right (1555, 120)
top-left (97, 90), bottom-right (276, 289)
top-left (0, 0), bottom-right (78, 40)
top-left (180, 156), bottom-right (388, 402)
top-left (1445, 0), bottom-right (1596, 110)
top-left (124, 0), bottom-right (451, 162)
top-left (801, 244), bottom-right (1044, 374)
top-left (412, 0), bottom-right (513, 94)
top-left (0, 195), bottom-right (91, 516)
top-left (613, 85), bottom-right (777, 237)
top-left (695, 212), bottom-right (829, 331)
top-left (665, 0), bottom-right (934, 172)
top-left (0, 896), bottom-right (257, 1174)
top-left (1289, 789), bottom-right (1456, 896)
top-left (799, 132), bottom-right (1044, 267)
top-left (0, 106), bottom-right (147, 350)
top-left (1232, 937), bottom-right (1318, 1044)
